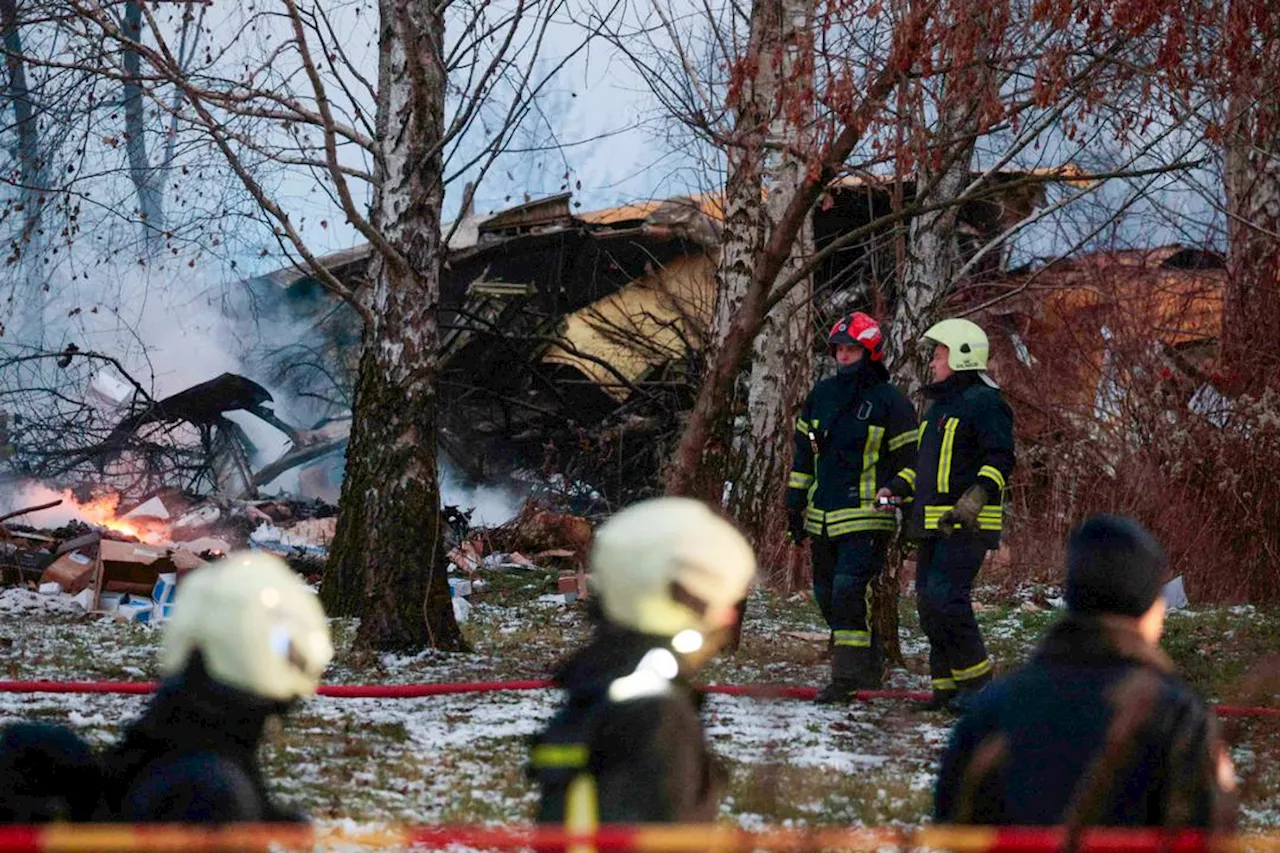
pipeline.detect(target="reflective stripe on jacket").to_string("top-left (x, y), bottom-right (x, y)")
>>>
top-left (889, 372), bottom-right (1014, 544)
top-left (786, 363), bottom-right (917, 539)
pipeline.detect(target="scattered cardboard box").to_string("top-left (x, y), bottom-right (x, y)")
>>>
top-left (98, 591), bottom-right (125, 613)
top-left (557, 570), bottom-right (588, 600)
top-left (152, 573), bottom-right (178, 606)
top-left (40, 549), bottom-right (96, 594)
top-left (117, 600), bottom-right (154, 623)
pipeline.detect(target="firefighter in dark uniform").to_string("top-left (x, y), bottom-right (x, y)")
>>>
top-left (529, 498), bottom-right (755, 826)
top-left (786, 312), bottom-right (918, 703)
top-left (100, 551), bottom-right (333, 822)
top-left (0, 552), bottom-right (332, 824)
top-left (878, 318), bottom-right (1014, 713)
top-left (935, 515), bottom-right (1237, 830)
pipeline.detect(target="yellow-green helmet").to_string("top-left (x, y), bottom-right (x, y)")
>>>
top-left (161, 551), bottom-right (333, 702)
top-left (924, 318), bottom-right (989, 371)
top-left (589, 497), bottom-right (756, 638)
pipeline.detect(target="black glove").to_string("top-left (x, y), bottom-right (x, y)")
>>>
top-left (787, 509), bottom-right (808, 543)
top-left (937, 484), bottom-right (988, 537)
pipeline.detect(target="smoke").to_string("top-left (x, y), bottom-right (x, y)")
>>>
top-left (0, 482), bottom-right (91, 528)
top-left (438, 459), bottom-right (525, 526)
top-left (0, 481), bottom-right (170, 543)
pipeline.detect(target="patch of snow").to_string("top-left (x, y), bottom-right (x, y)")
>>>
top-left (0, 587), bottom-right (86, 616)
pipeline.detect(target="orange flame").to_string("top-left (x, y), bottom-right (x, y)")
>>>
top-left (65, 492), bottom-right (173, 545)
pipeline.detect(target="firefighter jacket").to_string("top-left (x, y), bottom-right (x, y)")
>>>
top-left (887, 372), bottom-right (1014, 546)
top-left (935, 613), bottom-right (1237, 829)
top-left (529, 627), bottom-right (724, 825)
top-left (0, 722), bottom-right (103, 822)
top-left (98, 655), bottom-right (306, 823)
top-left (787, 361), bottom-right (918, 539)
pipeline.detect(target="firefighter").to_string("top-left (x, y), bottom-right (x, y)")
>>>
top-left (877, 318), bottom-right (1014, 713)
top-left (786, 312), bottom-right (918, 702)
top-left (529, 497), bottom-right (756, 825)
top-left (935, 515), bottom-right (1237, 829)
top-left (0, 722), bottom-right (102, 823)
top-left (100, 551), bottom-right (333, 822)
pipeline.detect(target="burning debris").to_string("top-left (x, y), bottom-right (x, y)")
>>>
top-left (0, 478), bottom-right (341, 616)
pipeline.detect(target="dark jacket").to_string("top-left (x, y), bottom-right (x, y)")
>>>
top-left (934, 613), bottom-right (1236, 830)
top-left (530, 628), bottom-right (724, 824)
top-left (99, 656), bottom-right (304, 823)
top-left (0, 722), bottom-right (102, 823)
top-left (787, 361), bottom-right (918, 538)
top-left (888, 373), bottom-right (1014, 546)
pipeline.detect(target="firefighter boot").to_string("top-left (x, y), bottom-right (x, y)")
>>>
top-left (915, 687), bottom-right (957, 712)
top-left (946, 672), bottom-right (993, 716)
top-left (815, 644), bottom-right (875, 703)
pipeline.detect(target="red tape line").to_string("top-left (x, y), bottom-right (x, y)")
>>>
top-left (0, 680), bottom-right (1274, 717)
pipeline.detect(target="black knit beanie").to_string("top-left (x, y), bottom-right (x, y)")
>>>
top-left (1065, 514), bottom-right (1167, 617)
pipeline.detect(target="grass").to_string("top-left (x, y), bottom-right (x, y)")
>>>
top-left (1, 579), bottom-right (1279, 831)
top-left (726, 763), bottom-right (933, 826)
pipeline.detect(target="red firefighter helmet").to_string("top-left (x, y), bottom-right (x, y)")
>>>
top-left (827, 312), bottom-right (884, 362)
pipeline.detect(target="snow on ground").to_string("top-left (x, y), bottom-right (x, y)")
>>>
top-left (0, 586), bottom-right (87, 617)
top-left (1, 578), bottom-right (1278, 833)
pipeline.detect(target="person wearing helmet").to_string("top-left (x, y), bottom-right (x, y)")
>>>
top-left (786, 312), bottom-right (918, 702)
top-left (99, 551), bottom-right (334, 822)
top-left (877, 318), bottom-right (1015, 714)
top-left (529, 498), bottom-right (755, 826)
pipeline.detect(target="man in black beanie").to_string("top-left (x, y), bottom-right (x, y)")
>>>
top-left (934, 514), bottom-right (1237, 830)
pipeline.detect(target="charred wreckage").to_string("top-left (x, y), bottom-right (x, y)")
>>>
top-left (0, 175), bottom-right (1049, 570)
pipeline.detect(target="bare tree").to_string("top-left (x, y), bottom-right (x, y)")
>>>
top-left (0, 0), bottom-right (48, 339)
top-left (1220, 5), bottom-right (1280, 390)
top-left (26, 0), bottom-right (606, 650)
top-left (728, 0), bottom-right (817, 567)
top-left (120, 0), bottom-right (163, 254)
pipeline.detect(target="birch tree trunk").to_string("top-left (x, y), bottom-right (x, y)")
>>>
top-left (670, 0), bottom-right (816, 564)
top-left (662, 8), bottom-right (927, 500)
top-left (321, 0), bottom-right (463, 651)
top-left (884, 113), bottom-right (980, 395)
top-left (122, 0), bottom-right (165, 255)
top-left (682, 0), bottom-right (772, 509)
top-left (1, 0), bottom-right (46, 340)
top-left (730, 0), bottom-right (815, 581)
top-left (1222, 48), bottom-right (1280, 391)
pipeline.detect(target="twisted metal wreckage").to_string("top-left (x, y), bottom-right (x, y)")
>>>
top-left (1, 171), bottom-right (1230, 512)
top-left (242, 174), bottom-right (1051, 506)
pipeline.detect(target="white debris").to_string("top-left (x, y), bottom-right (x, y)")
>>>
top-left (0, 587), bottom-right (84, 616)
top-left (1163, 575), bottom-right (1190, 610)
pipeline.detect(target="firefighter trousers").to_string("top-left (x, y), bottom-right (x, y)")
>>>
top-left (915, 534), bottom-right (993, 693)
top-left (811, 535), bottom-right (887, 653)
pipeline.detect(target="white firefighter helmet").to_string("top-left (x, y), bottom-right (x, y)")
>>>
top-left (160, 551), bottom-right (333, 702)
top-left (589, 497), bottom-right (756, 638)
top-left (924, 318), bottom-right (990, 371)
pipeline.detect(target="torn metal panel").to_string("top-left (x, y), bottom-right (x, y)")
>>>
top-left (247, 175), bottom-right (1067, 501)
top-left (478, 193), bottom-right (573, 238)
top-left (104, 373), bottom-right (275, 453)
top-left (542, 254), bottom-right (716, 401)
